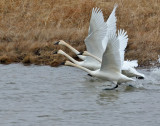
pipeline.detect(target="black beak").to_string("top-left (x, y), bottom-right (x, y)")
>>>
top-left (87, 74), bottom-right (92, 77)
top-left (53, 51), bottom-right (58, 54)
top-left (136, 76), bottom-right (144, 79)
top-left (54, 41), bottom-right (60, 45)
top-left (60, 62), bottom-right (65, 65)
top-left (77, 52), bottom-right (83, 55)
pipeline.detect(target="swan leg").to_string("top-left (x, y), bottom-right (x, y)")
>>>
top-left (103, 84), bottom-right (118, 90)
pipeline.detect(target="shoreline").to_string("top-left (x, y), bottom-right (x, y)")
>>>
top-left (0, 40), bottom-right (159, 68)
top-left (0, 53), bottom-right (159, 69)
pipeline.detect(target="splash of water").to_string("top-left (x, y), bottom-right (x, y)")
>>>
top-left (150, 68), bottom-right (160, 80)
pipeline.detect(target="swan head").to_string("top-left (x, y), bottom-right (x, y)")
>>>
top-left (54, 41), bottom-right (60, 45)
top-left (53, 50), bottom-right (65, 55)
top-left (54, 40), bottom-right (66, 45)
top-left (65, 61), bottom-right (73, 66)
top-left (130, 67), bottom-right (145, 79)
top-left (78, 51), bottom-right (90, 56)
top-left (53, 51), bottom-right (58, 54)
top-left (83, 51), bottom-right (91, 56)
top-left (58, 50), bottom-right (65, 55)
top-left (77, 52), bottom-right (83, 55)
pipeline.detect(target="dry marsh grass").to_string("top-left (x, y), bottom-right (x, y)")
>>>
top-left (0, 0), bottom-right (159, 66)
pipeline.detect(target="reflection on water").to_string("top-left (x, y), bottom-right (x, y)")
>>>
top-left (0, 64), bottom-right (160, 126)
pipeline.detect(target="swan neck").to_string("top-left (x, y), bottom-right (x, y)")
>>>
top-left (61, 52), bottom-right (79, 64)
top-left (67, 62), bottom-right (93, 75)
top-left (87, 53), bottom-right (102, 63)
top-left (63, 42), bottom-right (80, 55)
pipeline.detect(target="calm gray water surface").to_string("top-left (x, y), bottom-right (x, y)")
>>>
top-left (0, 64), bottom-right (160, 126)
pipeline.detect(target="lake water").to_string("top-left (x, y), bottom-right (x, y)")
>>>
top-left (0, 64), bottom-right (160, 126)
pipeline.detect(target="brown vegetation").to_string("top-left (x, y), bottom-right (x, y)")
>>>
top-left (0, 0), bottom-right (159, 67)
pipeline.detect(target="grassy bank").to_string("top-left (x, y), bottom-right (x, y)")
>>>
top-left (0, 0), bottom-right (159, 67)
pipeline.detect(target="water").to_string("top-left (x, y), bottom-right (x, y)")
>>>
top-left (0, 64), bottom-right (160, 126)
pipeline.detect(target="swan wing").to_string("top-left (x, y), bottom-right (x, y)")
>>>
top-left (88, 8), bottom-right (105, 35)
top-left (85, 25), bottom-right (107, 60)
top-left (106, 4), bottom-right (118, 34)
top-left (100, 33), bottom-right (121, 72)
top-left (85, 8), bottom-right (107, 60)
top-left (118, 29), bottom-right (128, 65)
top-left (102, 4), bottom-right (118, 50)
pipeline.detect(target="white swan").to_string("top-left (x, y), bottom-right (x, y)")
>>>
top-left (54, 5), bottom-right (117, 70)
top-left (65, 33), bottom-right (134, 89)
top-left (79, 29), bottom-right (145, 79)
